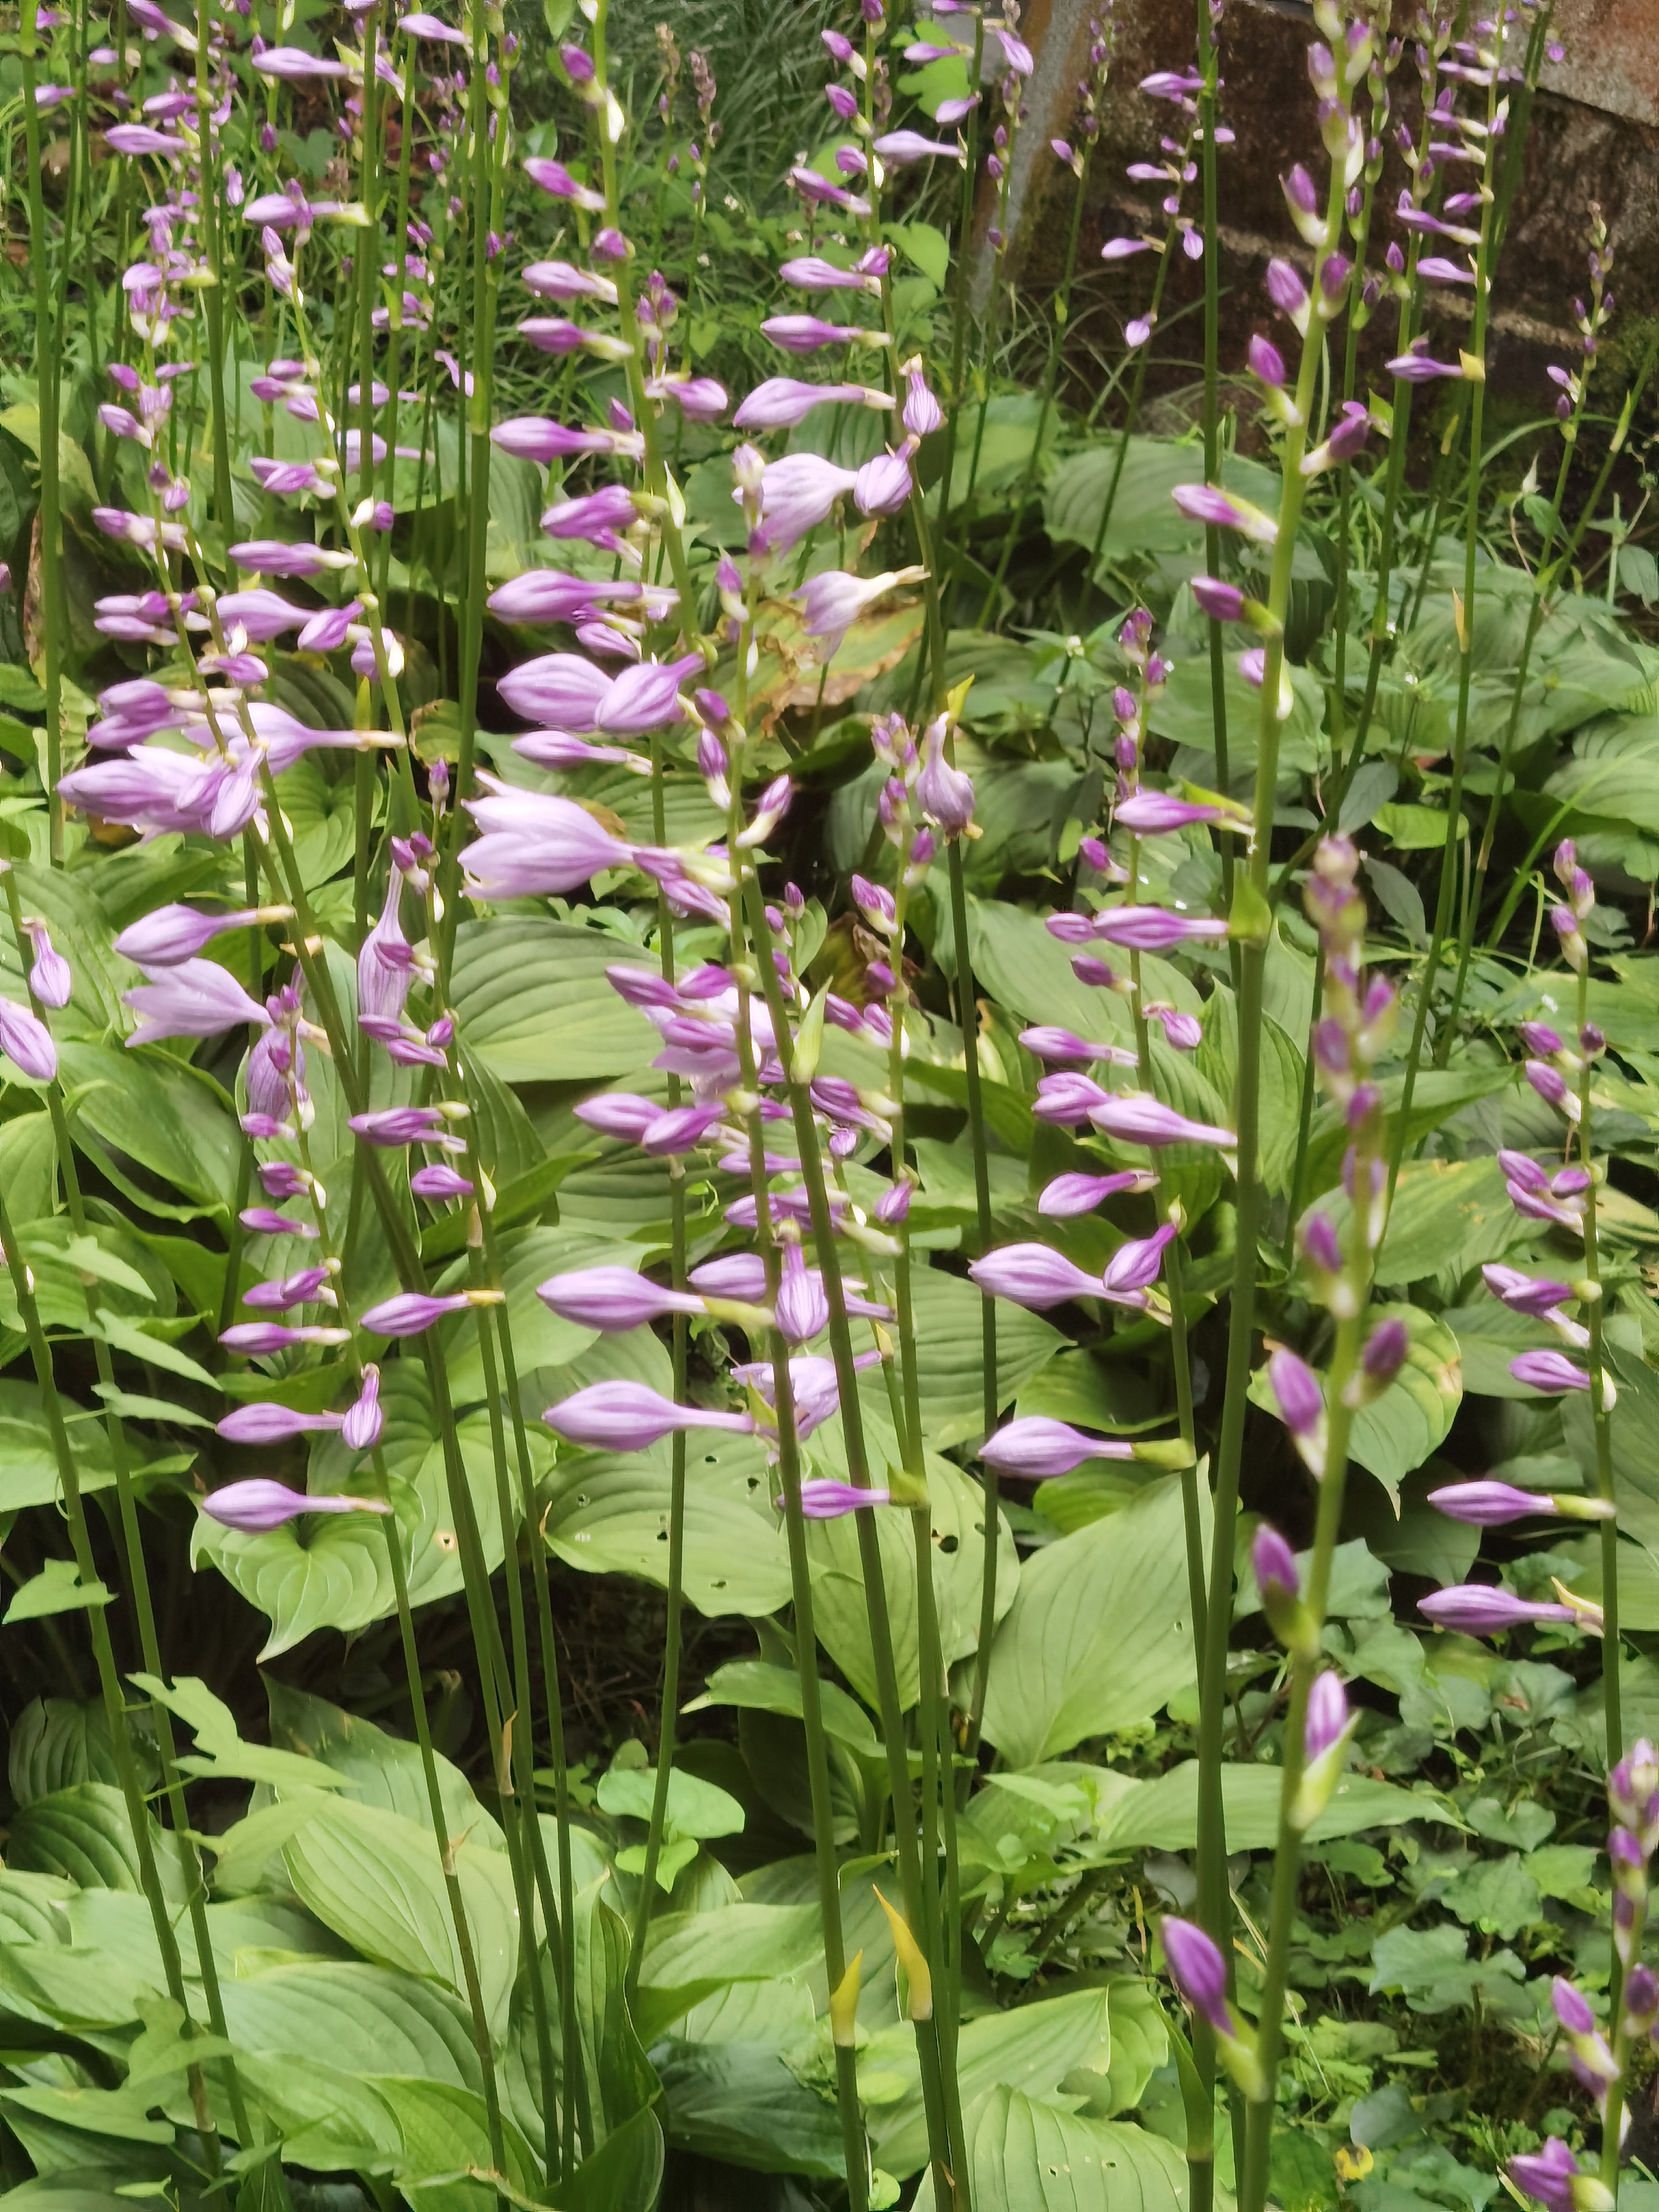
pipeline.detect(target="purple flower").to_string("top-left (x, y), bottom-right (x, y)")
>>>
top-left (915, 715), bottom-right (975, 835)
top-left (536, 1266), bottom-right (703, 1331)
top-left (1304, 1670), bottom-right (1350, 1760)
top-left (1037, 1170), bottom-right (1151, 1216)
top-left (873, 129), bottom-right (963, 164)
top-left (220, 1323), bottom-right (351, 1355)
top-left (1361, 1318), bottom-right (1408, 1391)
top-left (1020, 1027), bottom-right (1128, 1064)
top-left (1428, 1480), bottom-right (1555, 1527)
top-left (646, 376), bottom-right (728, 422)
top-left (200, 1480), bottom-right (390, 1533)
top-left (853, 449), bottom-right (913, 518)
top-left (733, 379), bottom-right (889, 430)
top-left (757, 452), bottom-right (860, 551)
top-left (1115, 792), bottom-right (1231, 835)
top-left (1387, 350), bottom-right (1466, 383)
top-left (1509, 1349), bottom-right (1593, 1393)
top-left (216, 1402), bottom-right (345, 1444)
top-left (253, 47), bottom-right (352, 78)
top-left (360, 1291), bottom-right (491, 1337)
top-left (228, 539), bottom-right (354, 577)
top-left (240, 1208), bottom-right (313, 1236)
top-left (1189, 576), bottom-right (1247, 623)
top-left (1270, 1349), bottom-right (1324, 1438)
top-left (969, 1244), bottom-right (1111, 1311)
top-left (1253, 1525), bottom-right (1299, 1601)
top-left (1418, 255), bottom-right (1475, 286)
top-left (399, 11), bottom-right (468, 41)
top-left (796, 566), bottom-right (923, 659)
top-left (1103, 1221), bottom-right (1178, 1299)
top-left (487, 568), bottom-right (638, 624)
top-left (542, 1380), bottom-right (754, 1451)
top-left (341, 1366), bottom-right (382, 1451)
top-left (1510, 2140), bottom-right (1586, 2212)
top-left (979, 1418), bottom-right (1136, 1479)
top-left (1248, 333), bottom-right (1287, 387)
top-left (497, 652), bottom-right (691, 735)
top-left (24, 924), bottom-right (71, 1010)
top-left (348, 1107), bottom-right (451, 1146)
top-left (217, 588), bottom-right (312, 640)
top-left (410, 1165), bottom-right (475, 1201)
top-left (1088, 1092), bottom-right (1235, 1149)
top-left (0, 999), bottom-right (58, 1082)
top-left (245, 1266), bottom-right (333, 1312)
top-left (523, 156), bottom-right (606, 212)
top-left (1161, 1919), bottom-right (1232, 2035)
top-left (105, 123), bottom-right (188, 156)
top-left (1419, 1585), bottom-right (1575, 1635)
top-left (902, 360), bottom-right (942, 437)
top-left (462, 782), bottom-right (633, 898)
top-left (1481, 1262), bottom-right (1575, 1317)
top-left (788, 1478), bottom-right (894, 1518)
top-left (1171, 483), bottom-right (1278, 545)
top-left (1102, 237), bottom-right (1155, 262)
top-left (762, 314), bottom-right (872, 355)
top-left (1090, 907), bottom-right (1230, 952)
top-left (541, 483), bottom-right (639, 548)
top-left (776, 1245), bottom-right (830, 1344)
top-left (124, 961), bottom-right (271, 1046)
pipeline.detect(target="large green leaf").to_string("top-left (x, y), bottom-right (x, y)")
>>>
top-left (221, 1959), bottom-right (482, 2089)
top-left (434, 1224), bottom-right (640, 1404)
top-left (265, 1680), bottom-right (502, 1849)
top-left (449, 918), bottom-right (657, 1082)
top-left (280, 1797), bottom-right (521, 2042)
top-left (982, 1478), bottom-right (1202, 1765)
top-left (373, 2075), bottom-right (543, 2212)
top-left (1044, 436), bottom-right (1278, 565)
top-left (914, 2090), bottom-right (1186, 2212)
top-left (1093, 1758), bottom-right (1436, 1853)
top-left (1348, 1305), bottom-right (1462, 1494)
top-left (0, 1381), bottom-right (116, 1509)
top-left (542, 1426), bottom-right (793, 1616)
top-left (558, 2105), bottom-right (666, 2212)
top-left (804, 1447), bottom-right (1019, 1710)
top-left (5, 1784), bottom-right (191, 1901)
top-left (58, 1041), bottom-right (240, 1217)
top-left (867, 1986), bottom-right (1112, 2177)
top-left (654, 1978), bottom-right (842, 2177)
top-left (859, 1261), bottom-right (1064, 1447)
top-left (6, 1698), bottom-right (123, 1804)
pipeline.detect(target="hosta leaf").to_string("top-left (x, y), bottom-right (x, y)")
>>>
top-left (1092, 1758), bottom-right (1435, 1854)
top-left (434, 1224), bottom-right (641, 1405)
top-left (982, 1477), bottom-right (1202, 1766)
top-left (373, 2076), bottom-right (543, 2212)
top-left (220, 1959), bottom-right (482, 2088)
top-left (58, 1041), bottom-right (241, 1216)
top-left (450, 918), bottom-right (656, 1082)
top-left (1347, 1305), bottom-right (1463, 1496)
top-left (804, 1447), bottom-right (1019, 1710)
top-left (7, 1698), bottom-right (124, 1805)
top-left (280, 1798), bottom-right (521, 2043)
top-left (869, 1262), bottom-right (1064, 1447)
top-left (913, 2089), bottom-right (1186, 2212)
top-left (654, 1979), bottom-right (841, 2177)
top-left (542, 1427), bottom-right (792, 1616)
top-left (558, 2105), bottom-right (666, 2212)
top-left (265, 1681), bottom-right (502, 1847)
top-left (866, 1986), bottom-right (1112, 2177)
top-left (5, 1784), bottom-right (192, 1901)
top-left (0, 1379), bottom-right (117, 1509)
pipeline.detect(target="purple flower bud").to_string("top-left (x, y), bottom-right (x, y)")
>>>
top-left (1265, 257), bottom-right (1309, 320)
top-left (1519, 1020), bottom-right (1565, 1056)
top-left (1190, 575), bottom-right (1247, 623)
top-left (341, 1365), bottom-right (383, 1450)
top-left (969, 1244), bottom-right (1107, 1311)
top-left (1428, 1480), bottom-right (1555, 1527)
top-left (1553, 1978), bottom-right (1596, 2038)
top-left (1089, 1092), bottom-right (1235, 1149)
top-left (24, 923), bottom-right (71, 1009)
top-left (543, 1380), bottom-right (754, 1451)
top-left (979, 1417), bottom-right (1137, 1479)
top-left (1481, 1263), bottom-right (1573, 1318)
top-left (1510, 1349), bottom-right (1593, 1394)
top-left (1419, 1585), bottom-right (1575, 1635)
top-left (1253, 1523), bottom-right (1300, 1597)
top-left (1304, 1670), bottom-right (1350, 1761)
top-left (1161, 1918), bottom-right (1232, 2035)
top-left (220, 1323), bottom-right (352, 1355)
top-left (360, 1291), bottom-right (483, 1337)
top-left (1509, 2139), bottom-right (1583, 2212)
top-left (789, 1479), bottom-right (893, 1518)
top-left (200, 1479), bottom-right (390, 1533)
top-left (1248, 332), bottom-right (1286, 386)
top-left (215, 1402), bottom-right (345, 1443)
top-left (537, 1266), bottom-right (705, 1332)
top-left (1270, 1349), bottom-right (1324, 1438)
top-left (1361, 1317), bottom-right (1408, 1388)
top-left (1037, 1169), bottom-right (1149, 1217)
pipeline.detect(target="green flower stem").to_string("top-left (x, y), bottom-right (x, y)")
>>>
top-left (980, 139), bottom-right (1092, 628)
top-left (455, 1203), bottom-right (564, 2177)
top-left (377, 29), bottom-right (419, 606)
top-left (932, 10), bottom-right (987, 606)
top-left (0, 1173), bottom-right (225, 2162)
top-left (283, 1107), bottom-right (513, 2189)
top-left (1236, 1294), bottom-right (1369, 2212)
top-left (724, 765), bottom-right (869, 2210)
top-left (742, 872), bottom-right (966, 2209)
top-left (1576, 962), bottom-right (1621, 1771)
top-left (1196, 0), bottom-right (1231, 931)
top-left (19, 0), bottom-right (65, 865)
top-left (193, 0), bottom-right (236, 557)
top-left (0, 873), bottom-right (262, 2158)
top-left (1082, 225), bottom-right (1178, 584)
top-left (881, 855), bottom-right (968, 2162)
top-left (1195, 129), bottom-right (1354, 1975)
top-left (1385, 58), bottom-right (1501, 1204)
